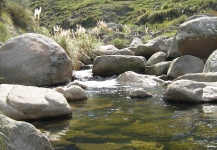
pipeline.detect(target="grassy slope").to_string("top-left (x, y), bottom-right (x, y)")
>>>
top-left (29, 0), bottom-right (217, 30)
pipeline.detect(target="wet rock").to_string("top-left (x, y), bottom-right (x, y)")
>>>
top-left (147, 52), bottom-right (167, 66)
top-left (135, 38), bottom-right (167, 59)
top-left (176, 16), bottom-right (217, 59)
top-left (0, 33), bottom-right (72, 86)
top-left (63, 85), bottom-right (88, 101)
top-left (167, 55), bottom-right (204, 79)
top-left (128, 89), bottom-right (153, 98)
top-left (164, 79), bottom-right (217, 103)
top-left (92, 55), bottom-right (146, 77)
top-left (0, 84), bottom-right (72, 120)
top-left (175, 72), bottom-right (217, 82)
top-left (146, 61), bottom-right (171, 76)
top-left (0, 114), bottom-right (52, 150)
top-left (203, 49), bottom-right (217, 72)
top-left (116, 71), bottom-right (164, 86)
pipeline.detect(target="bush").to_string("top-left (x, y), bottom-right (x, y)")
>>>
top-left (5, 1), bottom-right (33, 30)
top-left (110, 38), bottom-right (130, 49)
top-left (0, 22), bottom-right (10, 42)
top-left (52, 26), bottom-right (103, 70)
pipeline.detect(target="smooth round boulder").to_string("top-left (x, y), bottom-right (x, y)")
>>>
top-left (116, 71), bottom-right (164, 86)
top-left (167, 55), bottom-right (204, 79)
top-left (203, 49), bottom-right (217, 72)
top-left (146, 61), bottom-right (171, 76)
top-left (176, 16), bottom-right (217, 59)
top-left (147, 52), bottom-right (167, 66)
top-left (164, 80), bottom-right (217, 103)
top-left (92, 55), bottom-right (146, 77)
top-left (63, 85), bottom-right (88, 101)
top-left (175, 72), bottom-right (217, 82)
top-left (0, 33), bottom-right (72, 86)
top-left (128, 89), bottom-right (153, 99)
top-left (0, 84), bottom-right (72, 120)
top-left (0, 114), bottom-right (52, 150)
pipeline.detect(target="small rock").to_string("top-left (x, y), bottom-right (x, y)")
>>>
top-left (128, 89), bottom-right (152, 98)
top-left (64, 85), bottom-right (88, 101)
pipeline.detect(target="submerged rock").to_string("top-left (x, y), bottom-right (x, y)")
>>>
top-left (0, 84), bottom-right (72, 120)
top-left (0, 33), bottom-right (72, 86)
top-left (92, 55), bottom-right (146, 77)
top-left (164, 80), bottom-right (217, 103)
top-left (128, 89), bottom-right (153, 99)
top-left (116, 71), bottom-right (164, 86)
top-left (0, 114), bottom-right (52, 150)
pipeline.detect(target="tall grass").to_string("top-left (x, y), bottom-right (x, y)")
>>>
top-left (0, 22), bottom-right (10, 42)
top-left (51, 25), bottom-right (103, 70)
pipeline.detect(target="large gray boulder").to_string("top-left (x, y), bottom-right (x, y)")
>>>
top-left (135, 38), bottom-right (167, 59)
top-left (0, 33), bottom-right (72, 86)
top-left (0, 84), bottom-right (72, 120)
top-left (167, 55), bottom-right (204, 79)
top-left (92, 55), bottom-right (146, 77)
top-left (147, 52), bottom-right (167, 66)
top-left (203, 49), bottom-right (217, 72)
top-left (0, 114), bottom-right (52, 150)
top-left (175, 72), bottom-right (217, 82)
top-left (164, 80), bottom-right (217, 103)
top-left (116, 71), bottom-right (164, 86)
top-left (176, 16), bottom-right (217, 59)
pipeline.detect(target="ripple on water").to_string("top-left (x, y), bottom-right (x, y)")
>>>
top-left (30, 70), bottom-right (217, 150)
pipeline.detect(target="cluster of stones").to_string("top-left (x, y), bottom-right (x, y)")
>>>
top-left (1, 15), bottom-right (217, 149)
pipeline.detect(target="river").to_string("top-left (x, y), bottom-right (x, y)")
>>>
top-left (31, 69), bottom-right (217, 150)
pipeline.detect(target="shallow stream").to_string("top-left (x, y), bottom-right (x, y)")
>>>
top-left (32, 70), bottom-right (217, 150)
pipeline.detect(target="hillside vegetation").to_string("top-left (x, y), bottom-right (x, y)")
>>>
top-left (29, 0), bottom-right (217, 29)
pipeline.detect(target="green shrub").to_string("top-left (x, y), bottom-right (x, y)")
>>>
top-left (6, 1), bottom-right (33, 30)
top-left (52, 26), bottom-right (103, 70)
top-left (110, 38), bottom-right (130, 49)
top-left (0, 22), bottom-right (10, 42)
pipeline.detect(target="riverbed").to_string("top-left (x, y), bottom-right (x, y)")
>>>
top-left (31, 70), bottom-right (217, 150)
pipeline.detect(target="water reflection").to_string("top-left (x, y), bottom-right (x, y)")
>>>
top-left (31, 70), bottom-right (217, 150)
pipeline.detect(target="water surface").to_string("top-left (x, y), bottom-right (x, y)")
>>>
top-left (32, 70), bottom-right (217, 150)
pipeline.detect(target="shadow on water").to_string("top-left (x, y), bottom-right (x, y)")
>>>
top-left (31, 70), bottom-right (217, 150)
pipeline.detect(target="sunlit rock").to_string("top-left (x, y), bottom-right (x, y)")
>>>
top-left (0, 33), bottom-right (72, 86)
top-left (164, 80), bottom-right (217, 103)
top-left (167, 55), bottom-right (204, 79)
top-left (0, 114), bottom-right (52, 150)
top-left (0, 84), bottom-right (72, 120)
top-left (93, 55), bottom-right (146, 77)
